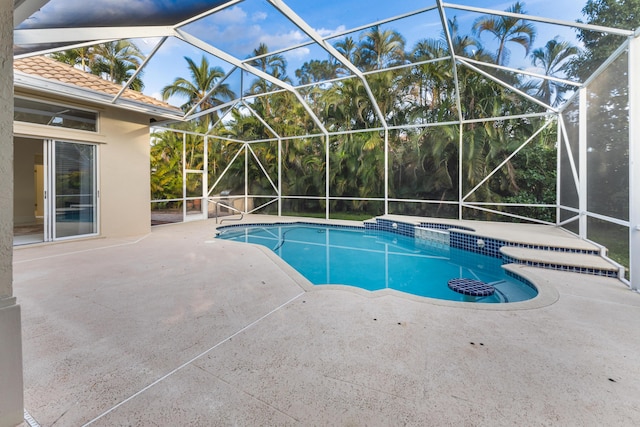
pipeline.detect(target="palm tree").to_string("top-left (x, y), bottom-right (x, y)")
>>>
top-left (531, 37), bottom-right (579, 106)
top-left (472, 2), bottom-right (536, 65)
top-left (50, 46), bottom-right (94, 70)
top-left (248, 43), bottom-right (287, 77)
top-left (295, 59), bottom-right (337, 85)
top-left (409, 19), bottom-right (489, 119)
top-left (282, 137), bottom-right (325, 202)
top-left (161, 56), bottom-right (236, 124)
top-left (411, 38), bottom-right (450, 111)
top-left (50, 42), bottom-right (145, 89)
top-left (446, 17), bottom-right (483, 57)
top-left (329, 131), bottom-right (384, 210)
top-left (91, 40), bottom-right (146, 89)
top-left (323, 77), bottom-right (372, 131)
top-left (295, 59), bottom-right (338, 116)
top-left (334, 36), bottom-right (360, 73)
top-left (246, 44), bottom-right (291, 118)
top-left (150, 130), bottom-right (183, 201)
top-left (358, 25), bottom-right (406, 70)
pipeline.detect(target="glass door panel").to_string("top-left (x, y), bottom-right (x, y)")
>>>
top-left (53, 141), bottom-right (97, 238)
top-left (12, 137), bottom-right (46, 245)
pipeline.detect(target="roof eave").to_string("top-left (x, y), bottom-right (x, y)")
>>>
top-left (14, 72), bottom-right (184, 121)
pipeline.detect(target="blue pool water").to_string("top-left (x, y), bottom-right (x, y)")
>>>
top-left (216, 223), bottom-right (538, 303)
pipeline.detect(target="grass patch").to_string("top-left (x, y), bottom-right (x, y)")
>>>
top-left (587, 224), bottom-right (629, 271)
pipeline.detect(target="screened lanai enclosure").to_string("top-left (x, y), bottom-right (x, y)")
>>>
top-left (13, 0), bottom-right (640, 290)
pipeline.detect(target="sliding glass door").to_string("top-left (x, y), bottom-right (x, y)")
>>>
top-left (46, 140), bottom-right (98, 240)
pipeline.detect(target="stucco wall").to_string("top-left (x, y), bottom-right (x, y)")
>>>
top-left (1, 1), bottom-right (24, 426)
top-left (99, 107), bottom-right (151, 238)
top-left (0, 0), bottom-right (13, 299)
top-left (0, 0), bottom-right (13, 298)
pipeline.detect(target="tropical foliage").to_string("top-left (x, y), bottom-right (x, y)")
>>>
top-left (472, 1), bottom-right (536, 66)
top-left (150, 2), bottom-right (590, 222)
top-left (141, 2), bottom-right (634, 224)
top-left (161, 56), bottom-right (236, 126)
top-left (570, 0), bottom-right (640, 79)
top-left (51, 40), bottom-right (146, 90)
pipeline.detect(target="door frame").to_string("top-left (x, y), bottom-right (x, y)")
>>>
top-left (43, 138), bottom-right (99, 242)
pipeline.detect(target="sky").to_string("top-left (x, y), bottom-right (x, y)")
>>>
top-left (18, 0), bottom-right (596, 107)
top-left (141, 0), bottom-right (592, 105)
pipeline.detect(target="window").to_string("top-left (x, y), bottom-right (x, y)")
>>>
top-left (14, 97), bottom-right (98, 132)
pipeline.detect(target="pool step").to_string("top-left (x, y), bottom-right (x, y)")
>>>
top-left (368, 216), bottom-right (623, 279)
top-left (500, 246), bottom-right (622, 278)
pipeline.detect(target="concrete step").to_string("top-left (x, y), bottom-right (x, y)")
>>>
top-left (500, 246), bottom-right (621, 278)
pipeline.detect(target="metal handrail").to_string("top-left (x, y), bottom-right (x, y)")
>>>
top-left (208, 197), bottom-right (244, 224)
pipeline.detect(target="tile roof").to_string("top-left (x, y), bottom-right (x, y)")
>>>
top-left (14, 56), bottom-right (181, 113)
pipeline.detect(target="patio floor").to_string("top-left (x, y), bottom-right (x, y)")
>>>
top-left (13, 216), bottom-right (640, 426)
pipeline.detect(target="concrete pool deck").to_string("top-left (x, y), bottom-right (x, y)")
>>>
top-left (13, 216), bottom-right (640, 426)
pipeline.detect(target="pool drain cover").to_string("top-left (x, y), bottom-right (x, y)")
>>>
top-left (448, 278), bottom-right (495, 297)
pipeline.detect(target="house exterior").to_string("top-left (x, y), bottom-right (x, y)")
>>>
top-left (2, 42), bottom-right (182, 424)
top-left (12, 55), bottom-right (182, 244)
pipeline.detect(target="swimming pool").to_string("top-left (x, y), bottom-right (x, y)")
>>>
top-left (216, 223), bottom-right (538, 303)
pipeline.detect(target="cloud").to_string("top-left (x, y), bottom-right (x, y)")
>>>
top-left (148, 36), bottom-right (203, 60)
top-left (208, 5), bottom-right (247, 25)
top-left (138, 37), bottom-right (166, 55)
top-left (259, 30), bottom-right (308, 50)
top-left (316, 25), bottom-right (347, 38)
top-left (252, 11), bottom-right (268, 22)
top-left (283, 47), bottom-right (311, 61)
top-left (182, 5), bottom-right (314, 58)
top-left (208, 24), bottom-right (266, 56)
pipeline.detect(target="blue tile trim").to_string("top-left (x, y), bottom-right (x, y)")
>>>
top-left (365, 219), bottom-right (415, 237)
top-left (217, 221), bottom-right (366, 233)
top-left (223, 220), bottom-right (600, 256)
top-left (419, 222), bottom-right (475, 232)
top-left (502, 255), bottom-right (618, 278)
top-left (506, 243), bottom-right (599, 255)
top-left (504, 270), bottom-right (538, 292)
top-left (447, 230), bottom-right (600, 257)
top-left (450, 231), bottom-right (505, 258)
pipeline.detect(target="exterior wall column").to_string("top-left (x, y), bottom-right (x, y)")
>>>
top-left (629, 32), bottom-right (640, 291)
top-left (0, 0), bottom-right (24, 426)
